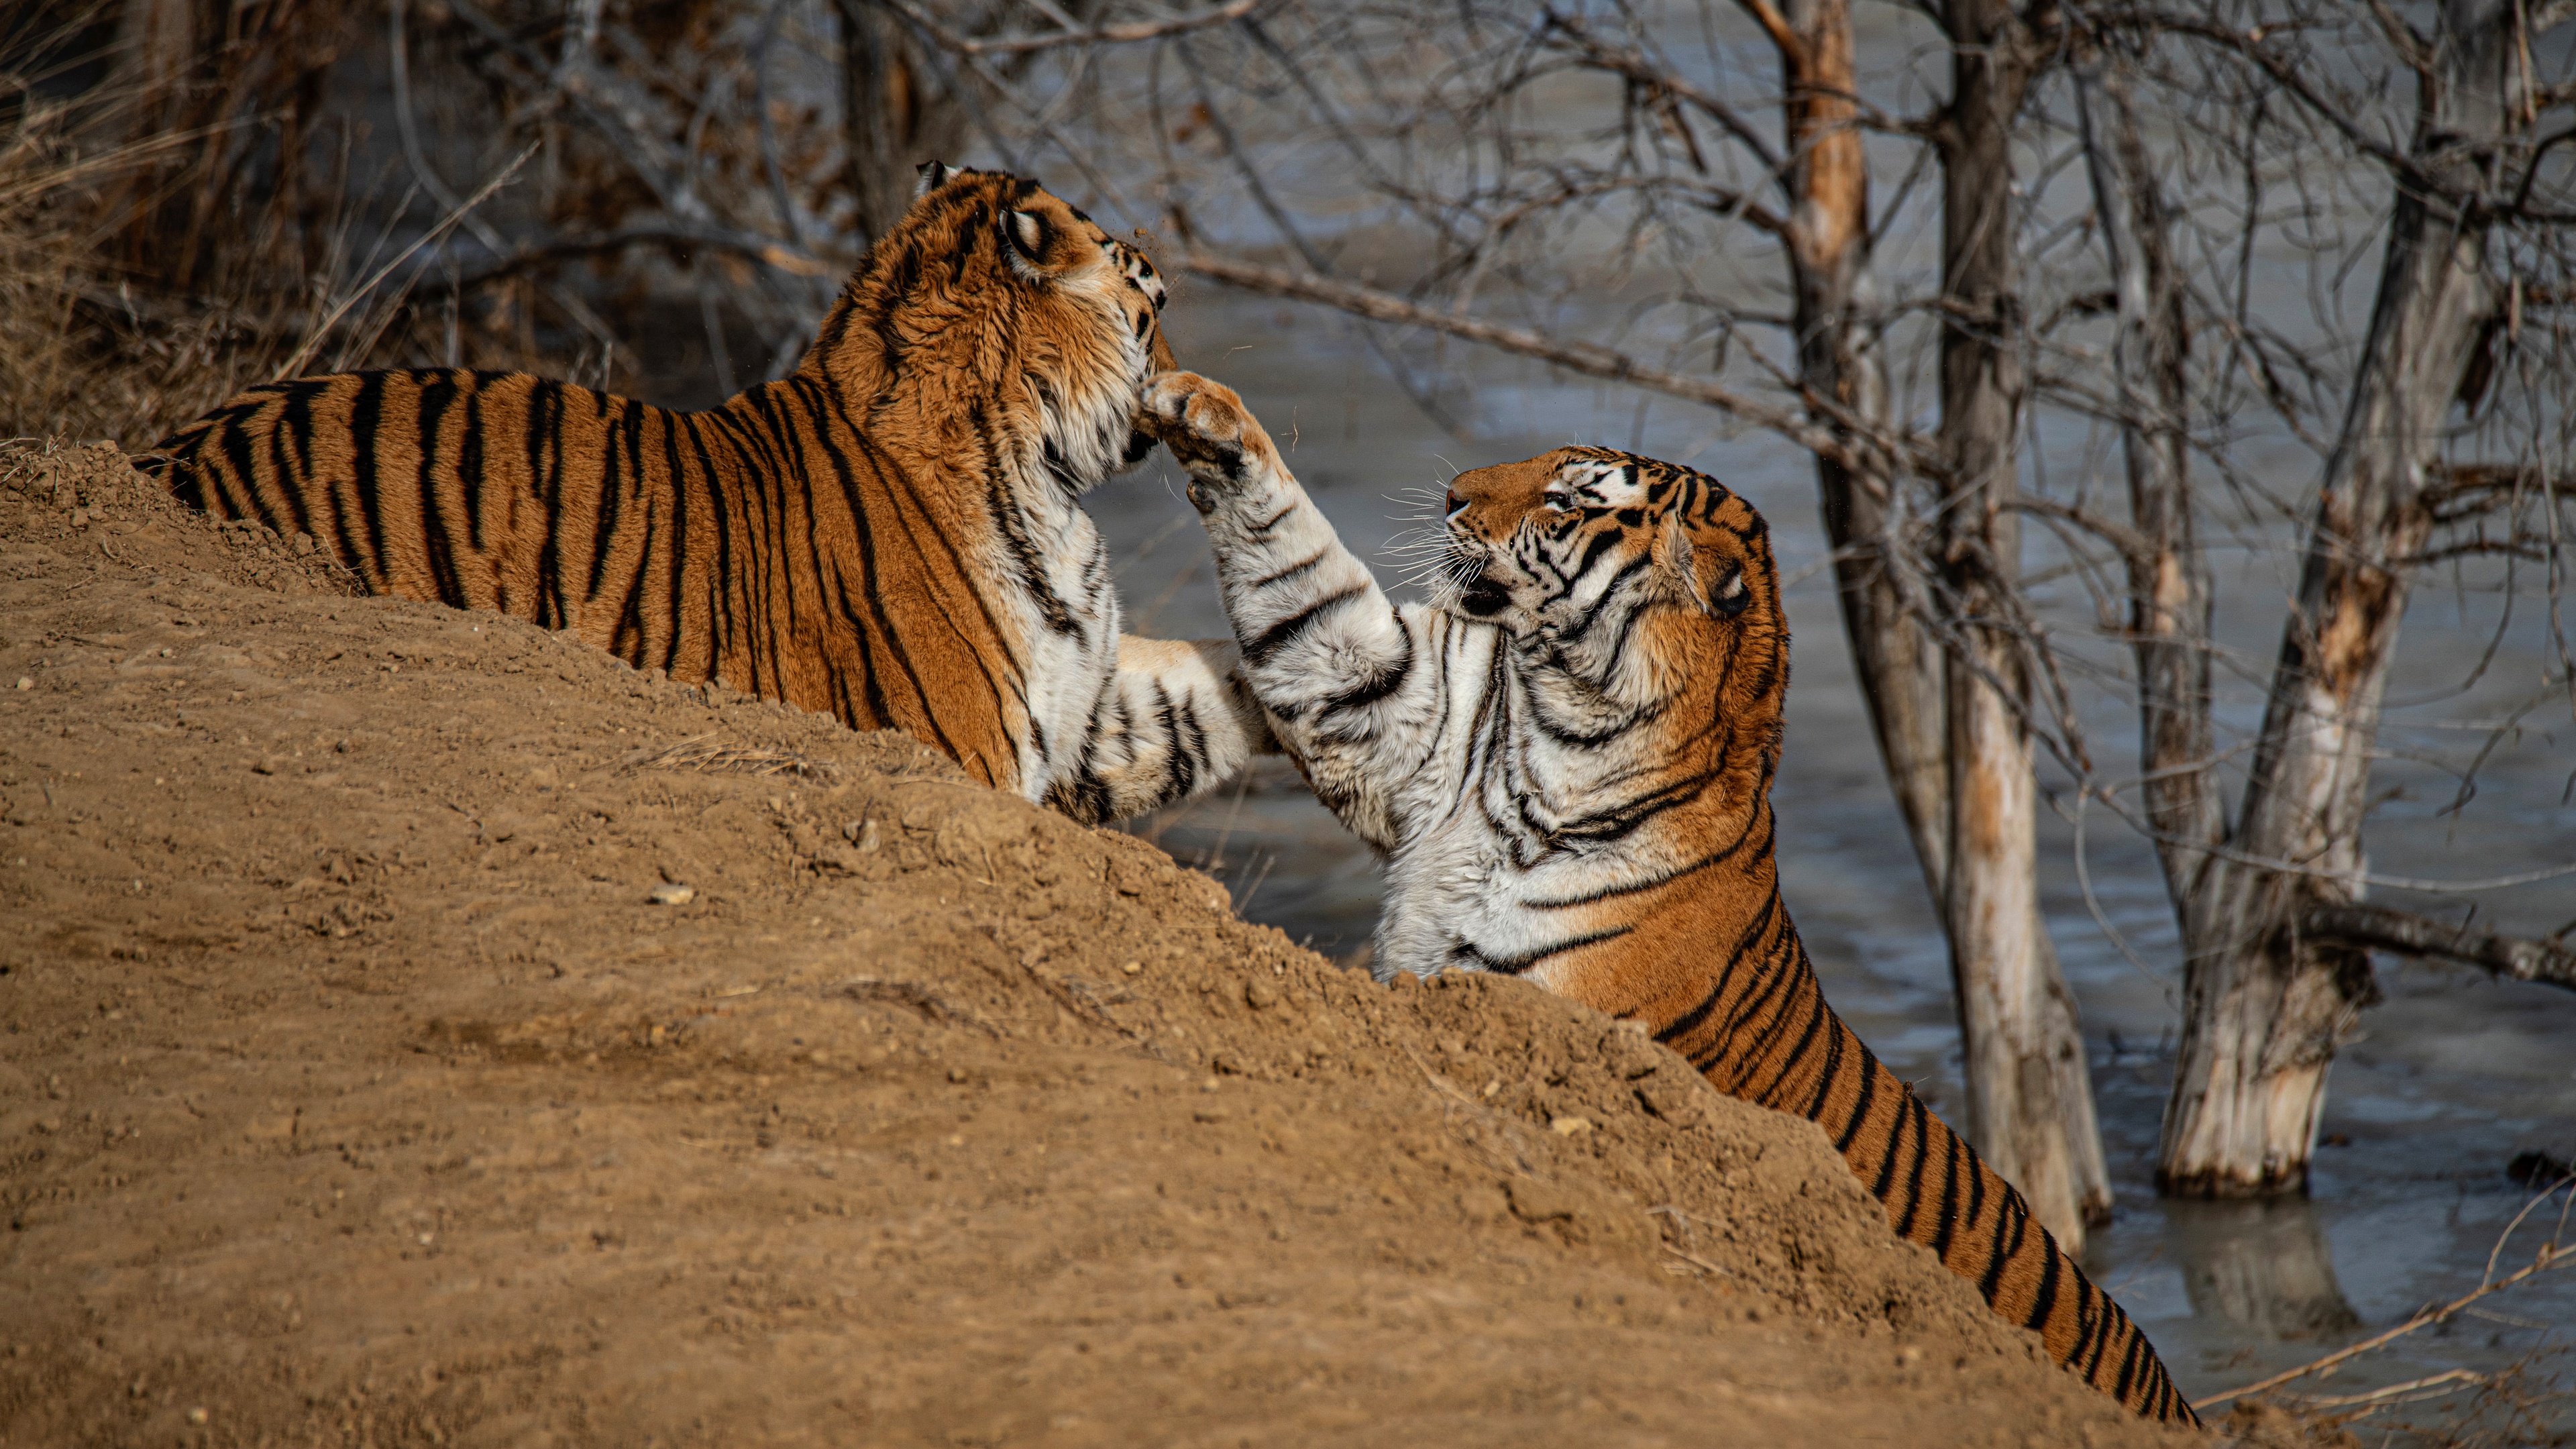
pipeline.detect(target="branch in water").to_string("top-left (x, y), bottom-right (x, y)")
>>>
top-left (2304, 902), bottom-right (2576, 991)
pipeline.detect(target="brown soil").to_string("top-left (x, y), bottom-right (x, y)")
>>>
top-left (0, 443), bottom-right (2201, 1447)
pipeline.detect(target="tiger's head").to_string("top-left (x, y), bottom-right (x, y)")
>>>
top-left (814, 162), bottom-right (1175, 488)
top-left (1434, 447), bottom-right (1785, 721)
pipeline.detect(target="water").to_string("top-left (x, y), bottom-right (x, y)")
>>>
top-left (1095, 286), bottom-right (2576, 1419)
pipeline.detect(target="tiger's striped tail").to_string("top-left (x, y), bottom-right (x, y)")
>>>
top-left (1668, 932), bottom-right (2198, 1425)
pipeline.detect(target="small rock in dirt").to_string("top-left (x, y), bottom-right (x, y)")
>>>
top-left (1550, 1116), bottom-right (1594, 1136)
top-left (647, 883), bottom-right (695, 906)
top-left (12, 678), bottom-right (28, 691)
top-left (1121, 960), bottom-right (1142, 975)
top-left (1506, 1179), bottom-right (1577, 1223)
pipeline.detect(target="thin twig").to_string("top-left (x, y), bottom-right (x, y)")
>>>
top-left (879, 0), bottom-right (1271, 58)
top-left (2191, 1239), bottom-right (2571, 1409)
top-left (274, 145), bottom-right (537, 380)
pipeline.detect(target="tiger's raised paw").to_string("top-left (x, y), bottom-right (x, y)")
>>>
top-left (1139, 372), bottom-right (1276, 507)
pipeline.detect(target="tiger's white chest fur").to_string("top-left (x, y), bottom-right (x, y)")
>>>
top-left (992, 483), bottom-right (1122, 804)
top-left (1368, 634), bottom-right (1699, 986)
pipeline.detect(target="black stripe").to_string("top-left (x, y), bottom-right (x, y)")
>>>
top-left (460, 378), bottom-right (488, 553)
top-left (586, 395), bottom-right (635, 605)
top-left (657, 410), bottom-right (691, 674)
top-left (1745, 989), bottom-right (1830, 1108)
top-left (1927, 1125), bottom-right (1969, 1260)
top-left (1248, 548), bottom-right (1331, 589)
top-left (1889, 1095), bottom-right (1935, 1236)
top-left (1980, 1197), bottom-right (2027, 1303)
top-left (2021, 1232), bottom-right (2063, 1330)
top-left (1833, 1046), bottom-right (1880, 1153)
top-left (1243, 584), bottom-right (1368, 667)
top-left (534, 382), bottom-right (571, 628)
top-left (216, 417), bottom-right (270, 532)
top-left (273, 384), bottom-right (322, 538)
top-left (1316, 621), bottom-right (1413, 716)
top-left (680, 413), bottom-right (735, 684)
top-left (1452, 925), bottom-right (1635, 975)
top-left (1654, 979), bottom-right (1729, 1051)
top-left (343, 372), bottom-right (390, 580)
top-left (2110, 1327), bottom-right (2146, 1407)
top-left (415, 371), bottom-right (466, 606)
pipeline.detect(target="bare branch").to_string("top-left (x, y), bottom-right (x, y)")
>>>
top-left (1179, 252), bottom-right (1935, 478)
top-left (2304, 901), bottom-right (2576, 991)
top-left (876, 0), bottom-right (1273, 58)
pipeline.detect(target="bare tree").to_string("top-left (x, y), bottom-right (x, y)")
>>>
top-left (887, 0), bottom-right (2576, 1222)
top-left (2076, 0), bottom-right (2576, 1195)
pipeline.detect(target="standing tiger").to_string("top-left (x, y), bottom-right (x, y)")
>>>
top-left (144, 163), bottom-right (1267, 825)
top-left (1138, 372), bottom-right (2197, 1426)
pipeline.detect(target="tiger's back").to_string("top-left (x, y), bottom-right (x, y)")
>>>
top-left (1141, 376), bottom-right (2199, 1426)
top-left (158, 366), bottom-right (1026, 784)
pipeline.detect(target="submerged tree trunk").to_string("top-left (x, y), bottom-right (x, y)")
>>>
top-left (1754, 0), bottom-right (2110, 1245)
top-left (1929, 0), bottom-right (2111, 1246)
top-left (1752, 0), bottom-right (1953, 906)
top-left (2156, 0), bottom-right (2518, 1196)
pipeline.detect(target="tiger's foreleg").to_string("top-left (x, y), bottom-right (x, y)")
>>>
top-left (1138, 372), bottom-right (1446, 850)
top-left (1046, 636), bottom-right (1278, 825)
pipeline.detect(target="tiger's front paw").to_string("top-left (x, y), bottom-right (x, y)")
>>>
top-left (1139, 371), bottom-right (1272, 508)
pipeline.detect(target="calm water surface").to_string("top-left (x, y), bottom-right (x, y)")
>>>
top-left (1097, 286), bottom-right (2576, 1417)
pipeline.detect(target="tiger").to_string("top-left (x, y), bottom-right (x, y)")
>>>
top-left (144, 162), bottom-right (1267, 826)
top-left (1135, 370), bottom-right (2198, 1426)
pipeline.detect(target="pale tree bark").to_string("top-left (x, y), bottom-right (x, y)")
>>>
top-left (1929, 0), bottom-right (2112, 1246)
top-left (1743, 0), bottom-right (1950, 902)
top-left (2156, 0), bottom-right (2529, 1196)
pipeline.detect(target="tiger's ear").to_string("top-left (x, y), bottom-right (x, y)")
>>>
top-left (1001, 207), bottom-right (1053, 274)
top-left (914, 160), bottom-right (962, 199)
top-left (1660, 511), bottom-right (1750, 618)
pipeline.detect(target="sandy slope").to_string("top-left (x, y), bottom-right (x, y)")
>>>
top-left (0, 443), bottom-right (2198, 1447)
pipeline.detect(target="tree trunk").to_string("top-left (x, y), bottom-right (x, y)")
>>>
top-left (1756, 0), bottom-right (1953, 908)
top-left (1931, 0), bottom-right (2111, 1246)
top-left (2157, 0), bottom-right (2516, 1196)
top-left (836, 0), bottom-right (968, 249)
top-left (2071, 56), bottom-right (2223, 900)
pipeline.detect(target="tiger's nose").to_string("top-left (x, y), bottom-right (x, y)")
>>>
top-left (1444, 490), bottom-right (1469, 521)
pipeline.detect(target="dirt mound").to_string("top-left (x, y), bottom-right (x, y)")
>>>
top-left (0, 443), bottom-right (2194, 1446)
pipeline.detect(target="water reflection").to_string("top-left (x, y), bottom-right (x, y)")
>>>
top-left (2167, 1197), bottom-right (2363, 1342)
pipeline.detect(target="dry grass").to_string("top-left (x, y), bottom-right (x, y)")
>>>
top-left (624, 733), bottom-right (840, 780)
top-left (0, 93), bottom-right (242, 443)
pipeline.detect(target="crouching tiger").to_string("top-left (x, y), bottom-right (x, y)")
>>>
top-left (1138, 372), bottom-right (2196, 1426)
top-left (145, 164), bottom-right (1265, 825)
